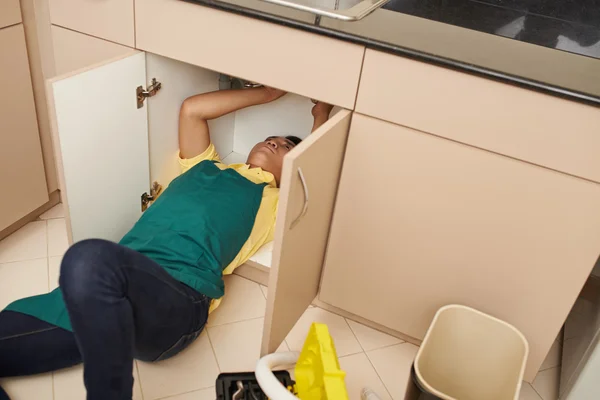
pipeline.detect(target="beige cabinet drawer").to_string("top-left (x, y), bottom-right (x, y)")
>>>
top-left (0, 25), bottom-right (48, 230)
top-left (52, 26), bottom-right (134, 76)
top-left (49, 0), bottom-right (134, 47)
top-left (135, 0), bottom-right (364, 110)
top-left (356, 49), bottom-right (600, 183)
top-left (319, 113), bottom-right (600, 381)
top-left (0, 0), bottom-right (22, 29)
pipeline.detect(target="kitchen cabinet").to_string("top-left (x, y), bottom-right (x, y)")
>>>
top-left (0, 0), bottom-right (22, 29)
top-left (0, 24), bottom-right (49, 231)
top-left (43, 0), bottom-right (600, 384)
top-left (47, 51), bottom-right (351, 279)
top-left (357, 49), bottom-right (600, 183)
top-left (51, 25), bottom-right (134, 76)
top-left (49, 0), bottom-right (135, 47)
top-left (317, 113), bottom-right (600, 380)
top-left (20, 0), bottom-right (59, 195)
top-left (135, 0), bottom-right (364, 110)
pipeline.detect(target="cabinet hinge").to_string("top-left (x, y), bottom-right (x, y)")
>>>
top-left (141, 181), bottom-right (163, 212)
top-left (136, 78), bottom-right (162, 109)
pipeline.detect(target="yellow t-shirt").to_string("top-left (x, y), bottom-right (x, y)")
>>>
top-left (179, 144), bottom-right (278, 311)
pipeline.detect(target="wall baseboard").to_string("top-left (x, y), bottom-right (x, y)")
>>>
top-left (0, 190), bottom-right (60, 241)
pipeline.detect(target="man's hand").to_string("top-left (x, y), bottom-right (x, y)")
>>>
top-left (311, 101), bottom-right (334, 118)
top-left (311, 101), bottom-right (334, 132)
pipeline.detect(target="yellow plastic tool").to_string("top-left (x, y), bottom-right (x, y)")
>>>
top-left (294, 323), bottom-right (349, 400)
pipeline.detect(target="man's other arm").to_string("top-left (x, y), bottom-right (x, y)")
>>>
top-left (179, 87), bottom-right (286, 159)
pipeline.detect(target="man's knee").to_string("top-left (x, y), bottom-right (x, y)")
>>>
top-left (59, 239), bottom-right (120, 299)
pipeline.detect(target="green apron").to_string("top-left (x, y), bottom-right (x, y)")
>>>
top-left (4, 161), bottom-right (266, 331)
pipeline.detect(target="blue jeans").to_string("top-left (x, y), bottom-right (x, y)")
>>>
top-left (0, 239), bottom-right (210, 400)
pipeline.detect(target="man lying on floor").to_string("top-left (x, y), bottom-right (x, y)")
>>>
top-left (0, 86), bottom-right (334, 400)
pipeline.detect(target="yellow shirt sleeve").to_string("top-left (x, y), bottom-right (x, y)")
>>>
top-left (178, 143), bottom-right (221, 174)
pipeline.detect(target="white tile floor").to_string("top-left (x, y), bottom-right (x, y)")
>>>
top-left (0, 204), bottom-right (562, 400)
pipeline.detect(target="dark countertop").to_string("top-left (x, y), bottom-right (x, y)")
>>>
top-left (185, 0), bottom-right (600, 106)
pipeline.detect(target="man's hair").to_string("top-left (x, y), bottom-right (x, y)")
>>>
top-left (285, 136), bottom-right (302, 146)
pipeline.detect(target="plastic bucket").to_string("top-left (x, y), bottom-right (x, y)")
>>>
top-left (412, 305), bottom-right (529, 400)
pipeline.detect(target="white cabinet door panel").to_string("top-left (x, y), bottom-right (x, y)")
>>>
top-left (49, 52), bottom-right (149, 243)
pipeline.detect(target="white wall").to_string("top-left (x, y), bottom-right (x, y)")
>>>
top-left (146, 54), bottom-right (319, 176)
top-left (147, 53), bottom-right (235, 186)
top-left (232, 94), bottom-right (314, 156)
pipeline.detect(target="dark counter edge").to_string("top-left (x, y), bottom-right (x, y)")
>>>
top-left (183, 0), bottom-right (600, 107)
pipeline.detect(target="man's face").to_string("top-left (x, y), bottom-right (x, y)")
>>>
top-left (246, 136), bottom-right (298, 185)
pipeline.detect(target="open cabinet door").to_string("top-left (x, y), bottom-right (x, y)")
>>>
top-left (261, 109), bottom-right (352, 355)
top-left (48, 52), bottom-right (150, 243)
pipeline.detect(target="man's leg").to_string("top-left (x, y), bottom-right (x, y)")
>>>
top-left (59, 239), bottom-right (210, 400)
top-left (0, 311), bottom-right (81, 400)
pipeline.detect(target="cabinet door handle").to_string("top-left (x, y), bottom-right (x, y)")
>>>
top-left (290, 167), bottom-right (309, 230)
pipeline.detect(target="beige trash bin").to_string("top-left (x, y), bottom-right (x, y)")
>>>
top-left (413, 305), bottom-right (529, 400)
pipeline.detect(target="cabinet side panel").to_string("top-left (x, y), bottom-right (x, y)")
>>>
top-left (0, 25), bottom-right (49, 230)
top-left (21, 0), bottom-right (59, 193)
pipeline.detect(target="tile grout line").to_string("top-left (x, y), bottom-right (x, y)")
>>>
top-left (338, 315), bottom-right (397, 396)
top-left (340, 317), bottom-right (379, 358)
top-left (155, 386), bottom-right (215, 400)
top-left (205, 330), bottom-right (223, 373)
top-left (259, 284), bottom-right (268, 301)
top-left (364, 349), bottom-right (403, 400)
top-left (345, 318), bottom-right (367, 353)
top-left (363, 350), bottom-right (395, 400)
top-left (371, 341), bottom-right (414, 353)
top-left (207, 315), bottom-right (266, 330)
top-left (153, 382), bottom-right (216, 400)
top-left (345, 317), bottom-right (398, 400)
top-left (47, 255), bottom-right (51, 293)
top-left (365, 341), bottom-right (420, 399)
top-left (46, 221), bottom-right (51, 295)
top-left (527, 382), bottom-right (544, 400)
top-left (542, 366), bottom-right (562, 400)
top-left (530, 381), bottom-right (545, 400)
top-left (530, 366), bottom-right (561, 400)
top-left (46, 220), bottom-right (50, 260)
top-left (0, 256), bottom-right (51, 266)
top-left (539, 364), bottom-right (561, 372)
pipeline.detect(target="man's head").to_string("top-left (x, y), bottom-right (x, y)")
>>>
top-left (246, 136), bottom-right (302, 185)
